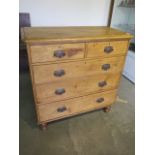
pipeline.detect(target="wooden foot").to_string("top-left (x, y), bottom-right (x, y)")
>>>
top-left (40, 123), bottom-right (48, 130)
top-left (103, 106), bottom-right (111, 113)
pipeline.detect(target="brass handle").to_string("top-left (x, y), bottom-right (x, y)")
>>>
top-left (54, 69), bottom-right (65, 77)
top-left (53, 50), bottom-right (66, 58)
top-left (98, 81), bottom-right (107, 87)
top-left (96, 97), bottom-right (104, 103)
top-left (57, 106), bottom-right (67, 112)
top-left (55, 88), bottom-right (66, 95)
top-left (102, 64), bottom-right (110, 71)
top-left (104, 46), bottom-right (113, 53)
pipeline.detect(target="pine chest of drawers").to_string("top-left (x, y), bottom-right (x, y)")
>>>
top-left (22, 27), bottom-right (132, 129)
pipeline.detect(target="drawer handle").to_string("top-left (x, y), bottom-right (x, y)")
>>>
top-left (102, 64), bottom-right (111, 70)
top-left (98, 81), bottom-right (107, 87)
top-left (104, 46), bottom-right (113, 53)
top-left (96, 97), bottom-right (104, 103)
top-left (55, 88), bottom-right (66, 95)
top-left (54, 69), bottom-right (65, 77)
top-left (57, 106), bottom-right (67, 112)
top-left (53, 50), bottom-right (66, 58)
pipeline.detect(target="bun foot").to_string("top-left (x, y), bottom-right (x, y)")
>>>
top-left (40, 123), bottom-right (48, 130)
top-left (103, 106), bottom-right (111, 113)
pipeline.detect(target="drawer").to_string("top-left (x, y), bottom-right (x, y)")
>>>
top-left (35, 73), bottom-right (121, 104)
top-left (30, 43), bottom-right (85, 63)
top-left (37, 90), bottom-right (117, 122)
top-left (86, 40), bottom-right (129, 58)
top-left (33, 56), bottom-right (125, 84)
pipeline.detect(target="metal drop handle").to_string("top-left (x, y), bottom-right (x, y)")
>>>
top-left (98, 81), bottom-right (107, 87)
top-left (55, 88), bottom-right (66, 95)
top-left (104, 46), bottom-right (113, 53)
top-left (57, 106), bottom-right (67, 112)
top-left (96, 97), bottom-right (104, 103)
top-left (102, 64), bottom-right (110, 70)
top-left (53, 50), bottom-right (66, 58)
top-left (54, 69), bottom-right (65, 77)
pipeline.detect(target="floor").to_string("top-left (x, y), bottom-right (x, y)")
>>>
top-left (20, 72), bottom-right (135, 155)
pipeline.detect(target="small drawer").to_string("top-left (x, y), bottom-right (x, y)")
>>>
top-left (37, 90), bottom-right (117, 122)
top-left (35, 73), bottom-right (121, 104)
top-left (30, 43), bottom-right (85, 63)
top-left (86, 40), bottom-right (129, 58)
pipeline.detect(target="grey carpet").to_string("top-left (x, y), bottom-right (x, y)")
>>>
top-left (20, 72), bottom-right (135, 155)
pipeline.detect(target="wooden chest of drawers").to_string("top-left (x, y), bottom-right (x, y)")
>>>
top-left (22, 27), bottom-right (132, 129)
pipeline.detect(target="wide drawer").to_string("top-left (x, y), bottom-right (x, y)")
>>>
top-left (86, 40), bottom-right (129, 58)
top-left (37, 90), bottom-right (117, 122)
top-left (33, 56), bottom-right (125, 84)
top-left (35, 73), bottom-right (121, 104)
top-left (30, 43), bottom-right (85, 63)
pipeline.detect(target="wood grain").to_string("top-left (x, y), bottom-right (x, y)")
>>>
top-left (33, 56), bottom-right (125, 84)
top-left (30, 43), bottom-right (85, 63)
top-left (86, 40), bottom-right (129, 58)
top-left (35, 73), bottom-right (121, 104)
top-left (22, 26), bottom-right (133, 43)
top-left (37, 89), bottom-right (117, 122)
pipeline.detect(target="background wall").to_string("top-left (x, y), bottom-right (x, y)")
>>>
top-left (19, 0), bottom-right (110, 26)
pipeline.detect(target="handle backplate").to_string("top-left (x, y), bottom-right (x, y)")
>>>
top-left (53, 50), bottom-right (66, 58)
top-left (55, 88), bottom-right (66, 95)
top-left (98, 81), bottom-right (107, 87)
top-left (104, 46), bottom-right (113, 53)
top-left (96, 97), bottom-right (104, 103)
top-left (54, 69), bottom-right (65, 77)
top-left (57, 106), bottom-right (67, 112)
top-left (102, 64), bottom-right (111, 71)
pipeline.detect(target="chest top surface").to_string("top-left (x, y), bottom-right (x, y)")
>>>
top-left (21, 26), bottom-right (133, 43)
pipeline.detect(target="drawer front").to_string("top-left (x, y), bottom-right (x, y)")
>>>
top-left (30, 43), bottom-right (85, 63)
top-left (86, 40), bottom-right (129, 58)
top-left (35, 73), bottom-right (121, 104)
top-left (38, 90), bottom-right (117, 122)
top-left (33, 56), bottom-right (125, 84)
